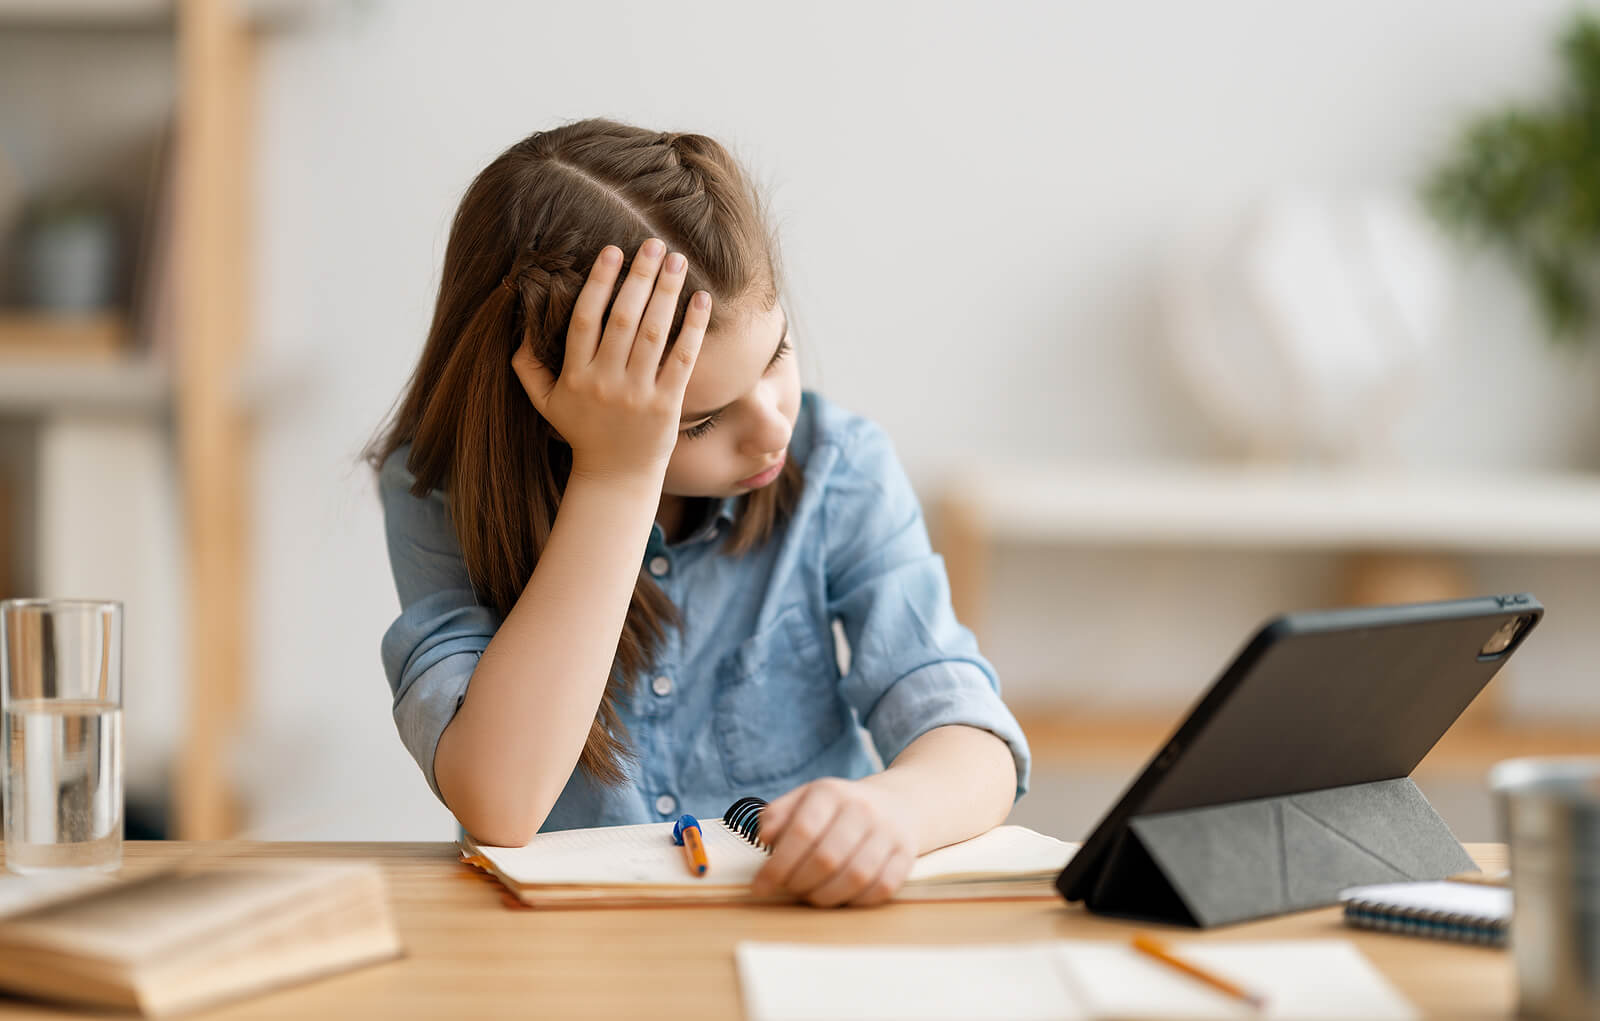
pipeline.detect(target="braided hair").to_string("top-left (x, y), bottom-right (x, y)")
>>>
top-left (368, 119), bottom-right (801, 785)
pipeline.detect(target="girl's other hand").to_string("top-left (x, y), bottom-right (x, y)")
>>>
top-left (749, 778), bottom-right (919, 908)
top-left (511, 238), bottom-right (712, 484)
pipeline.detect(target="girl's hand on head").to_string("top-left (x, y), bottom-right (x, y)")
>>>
top-left (749, 778), bottom-right (919, 908)
top-left (511, 238), bottom-right (711, 485)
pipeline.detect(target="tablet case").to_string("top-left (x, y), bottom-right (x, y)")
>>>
top-left (1060, 595), bottom-right (1540, 928)
top-left (1083, 777), bottom-right (1475, 928)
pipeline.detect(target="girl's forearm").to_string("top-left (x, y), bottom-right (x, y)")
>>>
top-left (433, 471), bottom-right (663, 845)
top-left (858, 724), bottom-right (1017, 853)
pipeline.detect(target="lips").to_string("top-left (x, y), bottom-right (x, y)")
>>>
top-left (736, 452), bottom-right (786, 488)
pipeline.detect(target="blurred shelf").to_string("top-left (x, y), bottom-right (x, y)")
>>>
top-left (0, 314), bottom-right (170, 415)
top-left (0, 0), bottom-right (326, 30)
top-left (0, 0), bottom-right (172, 28)
top-left (0, 356), bottom-right (170, 415)
top-left (939, 460), bottom-right (1600, 554)
top-left (1012, 705), bottom-right (1600, 774)
top-left (0, 311), bottom-right (129, 358)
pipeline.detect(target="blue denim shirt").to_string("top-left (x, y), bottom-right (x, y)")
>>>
top-left (378, 391), bottom-right (1030, 832)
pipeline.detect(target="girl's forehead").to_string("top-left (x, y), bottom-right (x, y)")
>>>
top-left (683, 301), bottom-right (788, 408)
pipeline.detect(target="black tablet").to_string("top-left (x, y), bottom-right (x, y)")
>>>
top-left (1056, 593), bottom-right (1542, 905)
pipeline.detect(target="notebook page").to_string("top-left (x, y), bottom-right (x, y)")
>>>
top-left (1340, 881), bottom-right (1511, 921)
top-left (473, 820), bottom-right (768, 886)
top-left (907, 826), bottom-right (1077, 883)
top-left (736, 942), bottom-right (1081, 1021)
top-left (1056, 941), bottom-right (1416, 1019)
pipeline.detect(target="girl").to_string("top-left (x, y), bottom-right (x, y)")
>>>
top-left (370, 118), bottom-right (1030, 907)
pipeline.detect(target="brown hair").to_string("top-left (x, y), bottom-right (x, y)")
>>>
top-left (367, 118), bottom-right (802, 785)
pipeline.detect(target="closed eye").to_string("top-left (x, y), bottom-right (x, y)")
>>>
top-left (679, 336), bottom-right (792, 441)
top-left (683, 411), bottom-right (722, 440)
top-left (769, 337), bottom-right (792, 370)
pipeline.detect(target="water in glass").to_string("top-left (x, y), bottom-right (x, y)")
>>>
top-left (4, 698), bottom-right (123, 873)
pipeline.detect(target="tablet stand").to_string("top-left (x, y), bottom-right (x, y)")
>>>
top-left (1082, 777), bottom-right (1477, 928)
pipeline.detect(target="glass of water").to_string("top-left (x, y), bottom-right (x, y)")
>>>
top-left (1, 599), bottom-right (123, 874)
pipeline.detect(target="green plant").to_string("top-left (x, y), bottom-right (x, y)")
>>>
top-left (1424, 11), bottom-right (1600, 345)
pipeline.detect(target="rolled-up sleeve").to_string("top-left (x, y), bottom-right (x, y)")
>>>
top-left (378, 450), bottom-right (502, 802)
top-left (823, 422), bottom-right (1031, 799)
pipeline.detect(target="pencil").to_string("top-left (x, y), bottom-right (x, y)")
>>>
top-left (1448, 869), bottom-right (1509, 887)
top-left (672, 814), bottom-right (710, 878)
top-left (680, 822), bottom-right (709, 877)
top-left (1131, 933), bottom-right (1266, 1011)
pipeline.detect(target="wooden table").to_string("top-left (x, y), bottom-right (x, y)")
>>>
top-left (0, 841), bottom-right (1512, 1019)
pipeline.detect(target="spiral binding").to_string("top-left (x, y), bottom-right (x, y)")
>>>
top-left (1341, 898), bottom-right (1507, 947)
top-left (723, 796), bottom-right (768, 848)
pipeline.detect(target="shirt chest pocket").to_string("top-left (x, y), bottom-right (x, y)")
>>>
top-left (714, 602), bottom-right (847, 786)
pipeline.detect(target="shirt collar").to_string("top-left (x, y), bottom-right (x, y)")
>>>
top-left (684, 495), bottom-right (741, 544)
top-left (649, 495), bottom-right (742, 552)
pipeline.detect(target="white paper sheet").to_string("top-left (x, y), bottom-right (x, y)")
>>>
top-left (737, 939), bottom-right (1416, 1020)
top-left (738, 943), bottom-right (1084, 1021)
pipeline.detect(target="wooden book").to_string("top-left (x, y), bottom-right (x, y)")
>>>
top-left (0, 863), bottom-right (401, 1016)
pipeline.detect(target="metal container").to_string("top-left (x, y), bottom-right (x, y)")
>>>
top-left (1491, 757), bottom-right (1600, 1019)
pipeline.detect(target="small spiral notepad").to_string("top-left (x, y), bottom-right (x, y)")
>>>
top-left (1339, 881), bottom-right (1511, 946)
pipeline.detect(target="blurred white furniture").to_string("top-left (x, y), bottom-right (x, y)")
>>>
top-left (1163, 194), bottom-right (1452, 462)
top-left (933, 459), bottom-right (1600, 756)
top-left (934, 459), bottom-right (1600, 635)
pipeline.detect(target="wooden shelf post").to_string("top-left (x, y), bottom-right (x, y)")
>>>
top-left (173, 0), bottom-right (253, 839)
top-left (932, 491), bottom-right (988, 642)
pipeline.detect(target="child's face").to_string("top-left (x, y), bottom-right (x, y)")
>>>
top-left (662, 299), bottom-right (799, 499)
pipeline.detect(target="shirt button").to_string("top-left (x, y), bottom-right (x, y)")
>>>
top-left (651, 675), bottom-right (673, 697)
top-left (655, 794), bottom-right (677, 816)
top-left (648, 555), bottom-right (670, 577)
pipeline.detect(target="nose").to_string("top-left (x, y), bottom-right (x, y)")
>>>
top-left (739, 385), bottom-right (791, 457)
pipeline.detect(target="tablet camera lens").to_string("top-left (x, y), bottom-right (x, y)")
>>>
top-left (1479, 616), bottom-right (1528, 657)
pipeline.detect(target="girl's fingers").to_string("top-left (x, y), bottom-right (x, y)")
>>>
top-left (510, 338), bottom-right (556, 414)
top-left (752, 782), bottom-right (806, 848)
top-left (808, 833), bottom-right (895, 908)
top-left (595, 238), bottom-right (667, 370)
top-left (846, 847), bottom-right (914, 908)
top-left (566, 246), bottom-right (623, 368)
top-left (628, 250), bottom-right (687, 378)
top-left (657, 291), bottom-right (711, 394)
top-left (751, 787), bottom-right (837, 897)
top-left (784, 804), bottom-right (873, 901)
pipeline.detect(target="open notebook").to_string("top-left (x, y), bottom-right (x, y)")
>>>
top-left (461, 803), bottom-right (1076, 908)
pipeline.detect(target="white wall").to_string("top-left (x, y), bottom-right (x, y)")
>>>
top-left (35, 416), bottom-right (182, 800)
top-left (247, 0), bottom-right (1600, 839)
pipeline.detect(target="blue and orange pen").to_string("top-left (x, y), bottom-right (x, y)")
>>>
top-left (672, 814), bottom-right (710, 877)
